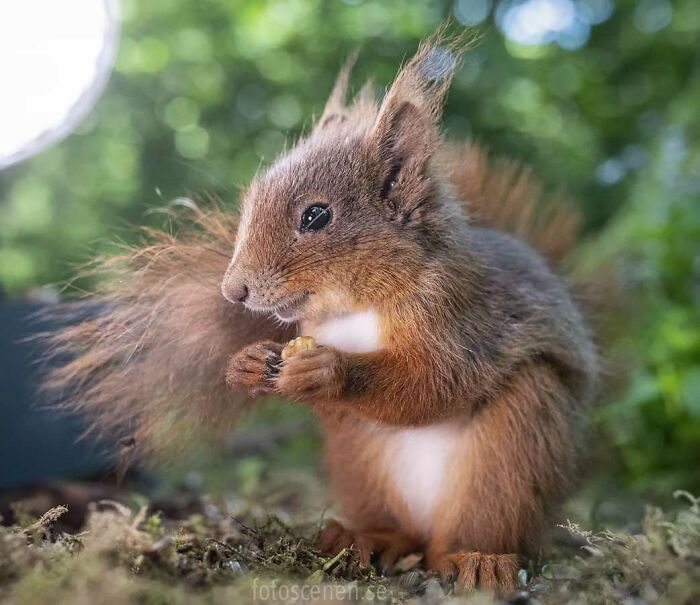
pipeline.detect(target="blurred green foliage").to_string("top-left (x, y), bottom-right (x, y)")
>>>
top-left (0, 0), bottom-right (698, 493)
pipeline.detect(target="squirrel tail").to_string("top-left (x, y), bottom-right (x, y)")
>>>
top-left (442, 140), bottom-right (622, 376)
top-left (440, 141), bottom-right (580, 263)
top-left (40, 203), bottom-right (292, 458)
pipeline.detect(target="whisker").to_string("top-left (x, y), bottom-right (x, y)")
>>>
top-left (275, 233), bottom-right (392, 277)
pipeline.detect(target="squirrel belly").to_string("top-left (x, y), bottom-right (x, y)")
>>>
top-left (378, 421), bottom-right (462, 539)
top-left (304, 309), bottom-right (462, 540)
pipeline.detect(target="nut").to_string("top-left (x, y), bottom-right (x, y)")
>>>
top-left (281, 336), bottom-right (318, 361)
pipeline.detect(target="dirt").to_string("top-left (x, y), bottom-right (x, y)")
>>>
top-left (0, 471), bottom-right (698, 605)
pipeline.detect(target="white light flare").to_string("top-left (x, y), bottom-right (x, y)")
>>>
top-left (501, 0), bottom-right (576, 45)
top-left (0, 0), bottom-right (119, 168)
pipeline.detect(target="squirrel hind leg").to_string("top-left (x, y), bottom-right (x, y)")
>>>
top-left (316, 520), bottom-right (421, 572)
top-left (427, 551), bottom-right (519, 597)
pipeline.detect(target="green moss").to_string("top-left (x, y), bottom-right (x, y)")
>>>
top-left (1, 491), bottom-right (698, 604)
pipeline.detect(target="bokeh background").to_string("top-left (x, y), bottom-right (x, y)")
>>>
top-left (0, 0), bottom-right (698, 498)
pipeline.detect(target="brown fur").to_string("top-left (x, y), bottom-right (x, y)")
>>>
top-left (46, 32), bottom-right (599, 595)
top-left (42, 207), bottom-right (294, 455)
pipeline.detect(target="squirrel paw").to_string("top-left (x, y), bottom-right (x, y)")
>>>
top-left (428, 551), bottom-right (518, 596)
top-left (225, 341), bottom-right (283, 396)
top-left (276, 340), bottom-right (343, 401)
top-left (317, 520), bottom-right (420, 572)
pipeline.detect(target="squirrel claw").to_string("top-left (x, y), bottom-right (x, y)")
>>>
top-left (428, 551), bottom-right (518, 596)
top-left (226, 341), bottom-right (283, 395)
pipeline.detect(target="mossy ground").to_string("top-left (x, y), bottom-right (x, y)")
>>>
top-left (0, 404), bottom-right (696, 604)
top-left (1, 463), bottom-right (698, 605)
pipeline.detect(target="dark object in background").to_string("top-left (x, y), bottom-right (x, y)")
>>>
top-left (0, 302), bottom-right (114, 490)
top-left (0, 302), bottom-right (228, 531)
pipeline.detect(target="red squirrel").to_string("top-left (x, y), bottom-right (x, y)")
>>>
top-left (46, 36), bottom-right (599, 595)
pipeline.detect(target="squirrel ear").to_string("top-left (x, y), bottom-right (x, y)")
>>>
top-left (371, 99), bottom-right (434, 178)
top-left (369, 34), bottom-right (466, 182)
top-left (314, 50), bottom-right (360, 131)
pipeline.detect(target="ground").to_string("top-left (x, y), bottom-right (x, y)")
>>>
top-left (1, 458), bottom-right (698, 605)
top-left (1, 409), bottom-right (698, 605)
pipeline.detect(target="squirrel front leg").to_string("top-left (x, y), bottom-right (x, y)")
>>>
top-left (276, 339), bottom-right (458, 425)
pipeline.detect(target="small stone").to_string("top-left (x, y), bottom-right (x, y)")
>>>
top-left (225, 560), bottom-right (246, 575)
top-left (398, 570), bottom-right (425, 589)
top-left (422, 578), bottom-right (445, 605)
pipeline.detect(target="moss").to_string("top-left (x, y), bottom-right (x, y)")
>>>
top-left (1, 489), bottom-right (698, 605)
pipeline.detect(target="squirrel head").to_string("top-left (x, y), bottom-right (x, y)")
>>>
top-left (222, 38), bottom-right (464, 322)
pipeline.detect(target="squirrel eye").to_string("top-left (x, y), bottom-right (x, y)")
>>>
top-left (300, 204), bottom-right (331, 232)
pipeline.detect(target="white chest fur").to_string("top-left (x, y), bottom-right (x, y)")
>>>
top-left (383, 423), bottom-right (459, 538)
top-left (305, 309), bottom-right (382, 353)
top-left (307, 310), bottom-right (457, 537)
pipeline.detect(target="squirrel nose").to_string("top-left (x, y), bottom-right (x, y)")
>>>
top-left (221, 278), bottom-right (249, 304)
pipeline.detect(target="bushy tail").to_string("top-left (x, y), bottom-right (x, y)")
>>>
top-left (41, 204), bottom-right (292, 458)
top-left (440, 141), bottom-right (580, 263)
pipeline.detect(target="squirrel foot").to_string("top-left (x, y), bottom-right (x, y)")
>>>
top-left (427, 551), bottom-right (518, 596)
top-left (277, 338), bottom-right (343, 401)
top-left (225, 341), bottom-right (283, 395)
top-left (317, 520), bottom-right (420, 572)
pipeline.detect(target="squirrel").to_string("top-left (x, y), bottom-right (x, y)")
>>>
top-left (45, 35), bottom-right (600, 596)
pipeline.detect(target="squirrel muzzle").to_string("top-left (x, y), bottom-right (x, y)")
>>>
top-left (221, 267), bottom-right (249, 304)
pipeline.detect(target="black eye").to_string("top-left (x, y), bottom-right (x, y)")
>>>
top-left (300, 204), bottom-right (331, 232)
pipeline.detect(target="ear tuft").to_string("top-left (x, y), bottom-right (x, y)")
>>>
top-left (315, 49), bottom-right (360, 130)
top-left (415, 45), bottom-right (457, 94)
top-left (369, 28), bottom-right (475, 180)
top-left (378, 28), bottom-right (474, 127)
